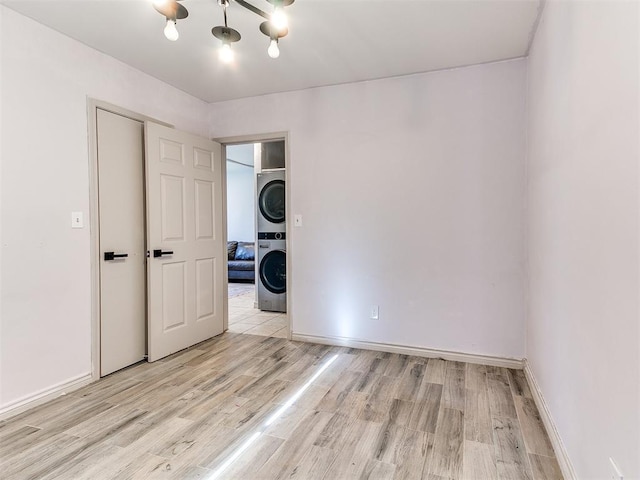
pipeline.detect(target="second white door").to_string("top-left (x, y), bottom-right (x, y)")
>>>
top-left (145, 122), bottom-right (225, 362)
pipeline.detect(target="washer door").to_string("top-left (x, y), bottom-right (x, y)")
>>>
top-left (260, 250), bottom-right (286, 294)
top-left (259, 180), bottom-right (285, 224)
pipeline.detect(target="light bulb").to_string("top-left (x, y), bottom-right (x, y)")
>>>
top-left (271, 7), bottom-right (288, 32)
top-left (153, 0), bottom-right (168, 7)
top-left (164, 19), bottom-right (179, 41)
top-left (219, 43), bottom-right (234, 63)
top-left (268, 39), bottom-right (280, 59)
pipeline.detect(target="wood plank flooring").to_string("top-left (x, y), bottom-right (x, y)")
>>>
top-left (0, 333), bottom-right (563, 479)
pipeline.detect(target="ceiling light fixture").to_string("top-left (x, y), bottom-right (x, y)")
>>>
top-left (219, 41), bottom-right (235, 63)
top-left (212, 2), bottom-right (240, 64)
top-left (259, 21), bottom-right (287, 59)
top-left (153, 0), bottom-right (188, 41)
top-left (163, 18), bottom-right (179, 41)
top-left (267, 38), bottom-right (279, 58)
top-left (153, 0), bottom-right (294, 62)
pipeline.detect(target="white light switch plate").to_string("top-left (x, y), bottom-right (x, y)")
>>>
top-left (294, 214), bottom-right (303, 227)
top-left (71, 212), bottom-right (83, 229)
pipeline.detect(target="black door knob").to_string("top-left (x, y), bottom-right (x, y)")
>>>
top-left (104, 252), bottom-right (128, 261)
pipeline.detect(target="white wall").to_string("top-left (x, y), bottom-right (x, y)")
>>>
top-left (227, 143), bottom-right (255, 167)
top-left (210, 59), bottom-right (528, 359)
top-left (226, 159), bottom-right (255, 243)
top-left (526, 1), bottom-right (639, 478)
top-left (0, 6), bottom-right (210, 410)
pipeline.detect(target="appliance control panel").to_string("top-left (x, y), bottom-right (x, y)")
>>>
top-left (258, 232), bottom-right (286, 240)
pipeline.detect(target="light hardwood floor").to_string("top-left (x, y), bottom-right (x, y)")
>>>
top-left (0, 333), bottom-right (562, 479)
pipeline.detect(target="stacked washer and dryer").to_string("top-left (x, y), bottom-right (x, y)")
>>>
top-left (256, 170), bottom-right (286, 312)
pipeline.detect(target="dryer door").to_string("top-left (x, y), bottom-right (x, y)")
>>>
top-left (260, 250), bottom-right (286, 294)
top-left (258, 180), bottom-right (285, 224)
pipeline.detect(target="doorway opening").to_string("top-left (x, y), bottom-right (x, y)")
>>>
top-left (224, 139), bottom-right (289, 339)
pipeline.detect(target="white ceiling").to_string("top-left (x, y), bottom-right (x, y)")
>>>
top-left (3, 0), bottom-right (541, 103)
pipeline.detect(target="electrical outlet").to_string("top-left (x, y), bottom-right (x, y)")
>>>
top-left (294, 214), bottom-right (303, 227)
top-left (609, 457), bottom-right (623, 480)
top-left (370, 305), bottom-right (379, 320)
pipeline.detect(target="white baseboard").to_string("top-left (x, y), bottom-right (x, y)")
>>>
top-left (291, 333), bottom-right (524, 369)
top-left (523, 360), bottom-right (577, 480)
top-left (0, 373), bottom-right (93, 421)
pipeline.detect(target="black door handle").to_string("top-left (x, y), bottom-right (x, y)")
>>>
top-left (153, 249), bottom-right (174, 258)
top-left (104, 252), bottom-right (128, 261)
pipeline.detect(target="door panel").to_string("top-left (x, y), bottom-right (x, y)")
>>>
top-left (196, 258), bottom-right (215, 320)
top-left (160, 175), bottom-right (186, 241)
top-left (160, 138), bottom-right (184, 164)
top-left (195, 180), bottom-right (215, 239)
top-left (97, 109), bottom-right (146, 376)
top-left (162, 261), bottom-right (187, 330)
top-left (146, 122), bottom-right (224, 362)
top-left (194, 147), bottom-right (214, 170)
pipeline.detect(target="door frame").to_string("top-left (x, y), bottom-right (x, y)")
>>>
top-left (87, 99), bottom-right (172, 381)
top-left (215, 132), bottom-right (292, 339)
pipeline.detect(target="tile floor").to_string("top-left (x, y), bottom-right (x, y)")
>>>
top-left (227, 283), bottom-right (289, 338)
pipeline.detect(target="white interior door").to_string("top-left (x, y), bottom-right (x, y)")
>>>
top-left (97, 109), bottom-right (146, 376)
top-left (145, 122), bottom-right (224, 362)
